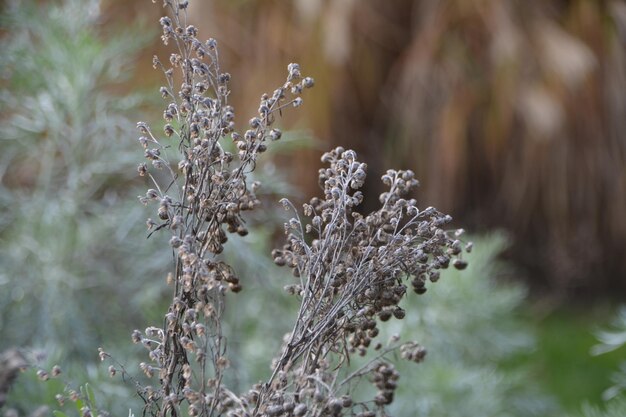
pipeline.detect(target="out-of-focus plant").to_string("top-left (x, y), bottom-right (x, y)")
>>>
top-left (378, 0), bottom-right (626, 296)
top-left (219, 234), bottom-right (561, 417)
top-left (581, 307), bottom-right (626, 417)
top-left (379, 234), bottom-right (559, 417)
top-left (581, 397), bottom-right (626, 417)
top-left (0, 0), bottom-right (169, 413)
top-left (591, 306), bottom-right (626, 400)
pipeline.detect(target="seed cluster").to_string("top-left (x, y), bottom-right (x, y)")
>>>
top-left (128, 1), bottom-right (313, 415)
top-left (244, 147), bottom-right (470, 416)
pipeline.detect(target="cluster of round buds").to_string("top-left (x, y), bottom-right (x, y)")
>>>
top-left (345, 315), bottom-right (380, 356)
top-left (276, 146), bottom-right (470, 323)
top-left (371, 362), bottom-right (400, 406)
top-left (305, 395), bottom-right (353, 417)
top-left (400, 341), bottom-right (427, 363)
top-left (262, 148), bottom-right (471, 415)
top-left (231, 63), bottom-right (313, 161)
top-left (142, 16), bottom-right (314, 249)
top-left (137, 56), bottom-right (313, 264)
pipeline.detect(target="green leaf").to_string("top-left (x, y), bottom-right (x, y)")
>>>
top-left (85, 382), bottom-right (96, 406)
top-left (74, 396), bottom-right (84, 411)
top-left (53, 412), bottom-right (69, 417)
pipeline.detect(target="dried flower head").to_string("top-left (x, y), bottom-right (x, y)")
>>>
top-left (254, 147), bottom-right (471, 414)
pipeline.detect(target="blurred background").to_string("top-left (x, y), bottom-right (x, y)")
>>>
top-left (1, 0), bottom-right (625, 416)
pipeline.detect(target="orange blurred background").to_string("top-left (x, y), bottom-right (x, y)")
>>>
top-left (101, 0), bottom-right (626, 298)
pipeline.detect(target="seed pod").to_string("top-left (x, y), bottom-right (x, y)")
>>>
top-left (393, 307), bottom-right (406, 319)
top-left (328, 399), bottom-right (343, 414)
top-left (453, 259), bottom-right (468, 270)
top-left (302, 77), bottom-right (315, 88)
top-left (269, 128), bottom-right (282, 141)
top-left (293, 404), bottom-right (308, 416)
top-left (131, 330), bottom-right (142, 344)
top-left (158, 206), bottom-right (169, 220)
top-left (378, 310), bottom-right (392, 322)
top-left (266, 405), bottom-right (283, 416)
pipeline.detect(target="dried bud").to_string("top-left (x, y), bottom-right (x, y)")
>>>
top-left (137, 163), bottom-right (147, 176)
top-left (302, 77), bottom-right (315, 88)
top-left (453, 259), bottom-right (468, 270)
top-left (392, 307), bottom-right (406, 319)
top-left (269, 128), bottom-right (282, 141)
top-left (69, 390), bottom-right (79, 402)
top-left (131, 329), bottom-right (142, 344)
top-left (378, 310), bottom-right (392, 322)
top-left (293, 403), bottom-right (308, 416)
top-left (287, 62), bottom-right (301, 80)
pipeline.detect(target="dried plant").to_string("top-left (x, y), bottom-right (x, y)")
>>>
top-left (93, 1), bottom-right (470, 416)
top-left (253, 147), bottom-right (470, 416)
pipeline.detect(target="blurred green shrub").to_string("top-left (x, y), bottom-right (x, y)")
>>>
top-left (582, 306), bottom-right (626, 417)
top-left (592, 306), bottom-right (626, 401)
top-left (0, 0), bottom-right (168, 413)
top-left (379, 234), bottom-right (559, 417)
top-left (581, 398), bottom-right (626, 417)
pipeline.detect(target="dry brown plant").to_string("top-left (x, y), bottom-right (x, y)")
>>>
top-left (91, 1), bottom-right (470, 416)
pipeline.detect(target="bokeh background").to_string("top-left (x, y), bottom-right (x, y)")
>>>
top-left (1, 0), bottom-right (625, 416)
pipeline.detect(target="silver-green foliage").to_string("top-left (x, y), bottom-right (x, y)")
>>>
top-left (581, 398), bottom-right (626, 417)
top-left (581, 397), bottom-right (626, 417)
top-left (0, 0), bottom-right (168, 410)
top-left (380, 234), bottom-right (559, 417)
top-left (592, 306), bottom-right (626, 400)
top-left (583, 306), bottom-right (626, 417)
